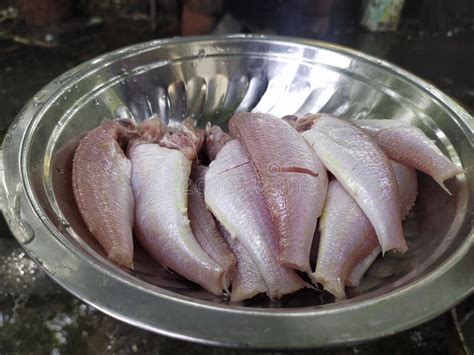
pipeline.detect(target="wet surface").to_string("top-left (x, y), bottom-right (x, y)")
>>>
top-left (1, 24), bottom-right (473, 354)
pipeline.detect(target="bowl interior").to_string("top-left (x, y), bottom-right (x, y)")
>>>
top-left (23, 38), bottom-right (472, 309)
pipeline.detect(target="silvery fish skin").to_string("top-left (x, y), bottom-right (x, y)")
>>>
top-left (217, 224), bottom-right (267, 303)
top-left (229, 112), bottom-right (328, 272)
top-left (188, 181), bottom-right (237, 290)
top-left (312, 180), bottom-right (370, 299)
top-left (346, 160), bottom-right (418, 288)
top-left (72, 119), bottom-right (137, 269)
top-left (302, 114), bottom-right (407, 254)
top-left (128, 143), bottom-right (225, 295)
top-left (205, 139), bottom-right (304, 299)
top-left (354, 119), bottom-right (464, 194)
top-left (313, 160), bottom-right (417, 298)
top-left (190, 164), bottom-right (208, 195)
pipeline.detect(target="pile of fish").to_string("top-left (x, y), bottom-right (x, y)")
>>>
top-left (72, 112), bottom-right (464, 302)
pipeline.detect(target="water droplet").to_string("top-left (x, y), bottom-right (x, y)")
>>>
top-left (93, 96), bottom-right (100, 106)
top-left (58, 218), bottom-right (70, 229)
top-left (198, 49), bottom-right (206, 59)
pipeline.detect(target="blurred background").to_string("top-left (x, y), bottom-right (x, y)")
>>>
top-left (0, 0), bottom-right (473, 354)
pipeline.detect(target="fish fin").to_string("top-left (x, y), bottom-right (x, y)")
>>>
top-left (435, 179), bottom-right (453, 195)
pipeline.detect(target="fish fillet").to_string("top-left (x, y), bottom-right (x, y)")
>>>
top-left (205, 139), bottom-right (304, 299)
top-left (188, 181), bottom-right (237, 290)
top-left (72, 119), bottom-right (137, 268)
top-left (354, 119), bottom-right (464, 194)
top-left (302, 113), bottom-right (407, 254)
top-left (128, 142), bottom-right (225, 295)
top-left (229, 112), bottom-right (328, 272)
top-left (313, 161), bottom-right (417, 298)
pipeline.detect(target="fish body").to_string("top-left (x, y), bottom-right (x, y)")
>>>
top-left (217, 224), bottom-right (267, 303)
top-left (302, 114), bottom-right (407, 254)
top-left (354, 119), bottom-right (464, 194)
top-left (229, 113), bottom-right (327, 272)
top-left (313, 160), bottom-right (417, 298)
top-left (205, 139), bottom-right (304, 299)
top-left (188, 181), bottom-right (237, 290)
top-left (72, 120), bottom-right (137, 268)
top-left (129, 143), bottom-right (225, 295)
top-left (346, 160), bottom-right (418, 287)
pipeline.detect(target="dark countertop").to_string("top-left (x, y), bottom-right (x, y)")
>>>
top-left (1, 23), bottom-right (473, 354)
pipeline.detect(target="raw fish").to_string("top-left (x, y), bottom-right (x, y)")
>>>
top-left (188, 181), bottom-right (237, 290)
top-left (190, 164), bottom-right (209, 195)
top-left (346, 160), bottom-right (418, 287)
top-left (217, 224), bottom-right (267, 303)
top-left (354, 119), bottom-right (464, 194)
top-left (128, 137), bottom-right (225, 295)
top-left (72, 119), bottom-right (138, 268)
top-left (313, 161), bottom-right (417, 298)
top-left (229, 112), bottom-right (328, 272)
top-left (205, 139), bottom-right (304, 299)
top-left (302, 114), bottom-right (407, 254)
top-left (205, 123), bottom-right (233, 161)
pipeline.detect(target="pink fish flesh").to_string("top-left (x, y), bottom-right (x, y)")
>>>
top-left (204, 123), bottom-right (233, 161)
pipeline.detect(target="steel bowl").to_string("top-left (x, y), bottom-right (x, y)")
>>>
top-left (1, 35), bottom-right (473, 349)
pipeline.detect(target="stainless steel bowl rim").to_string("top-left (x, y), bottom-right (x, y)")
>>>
top-left (1, 34), bottom-right (473, 349)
